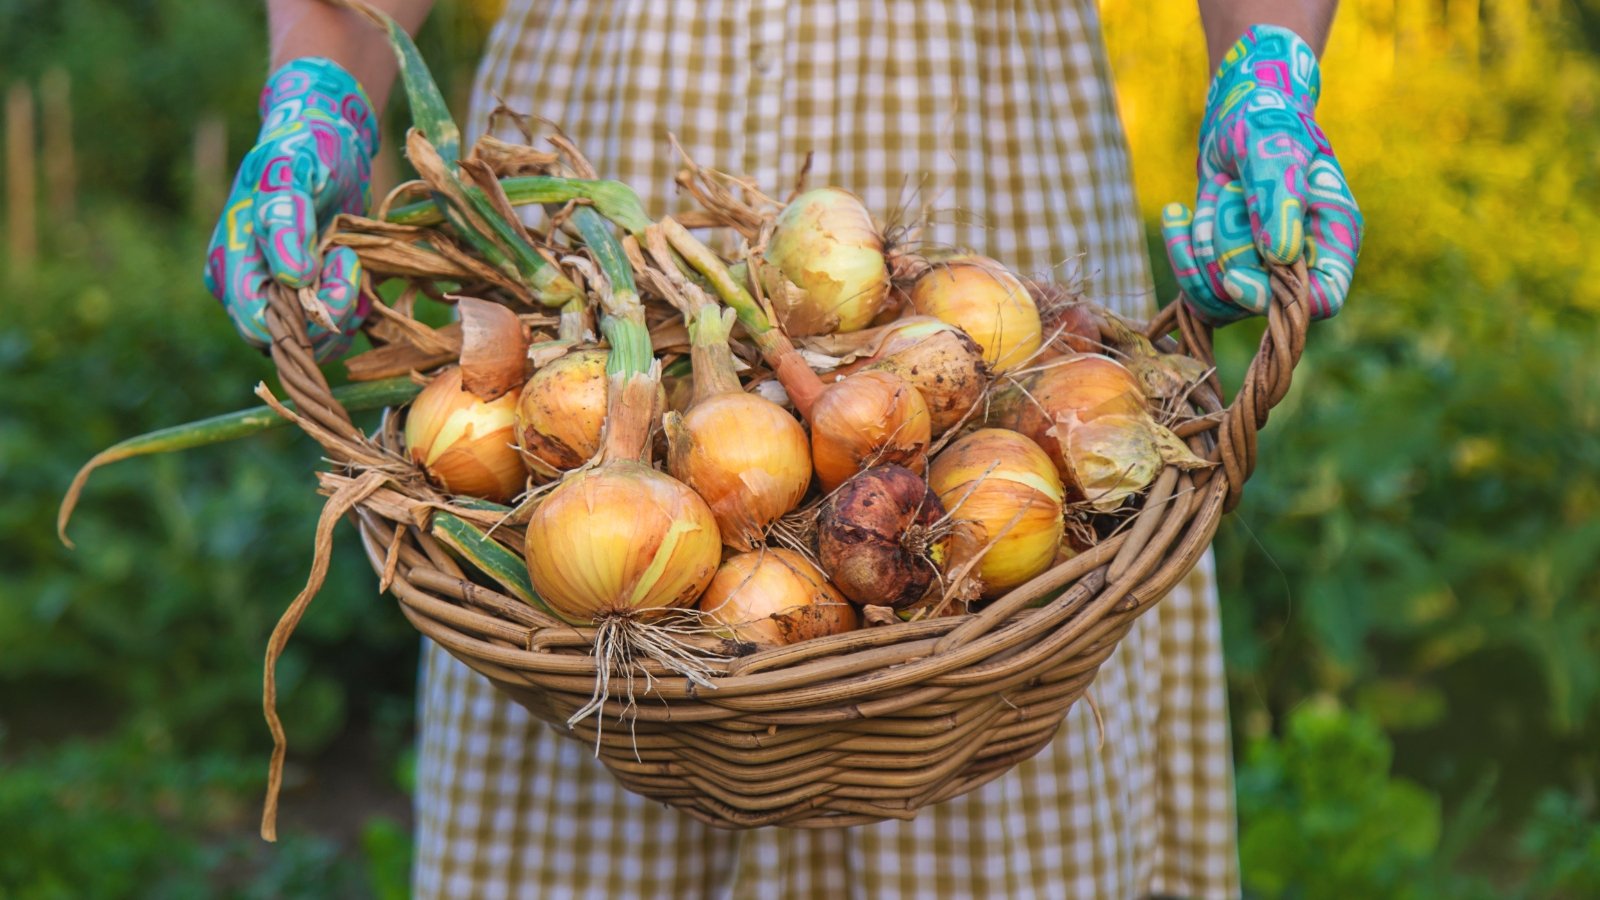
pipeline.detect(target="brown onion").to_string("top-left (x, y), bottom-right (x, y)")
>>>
top-left (404, 367), bottom-right (525, 502)
top-left (698, 548), bottom-right (858, 647)
top-left (817, 465), bottom-right (948, 609)
top-left (863, 319), bottom-right (988, 434)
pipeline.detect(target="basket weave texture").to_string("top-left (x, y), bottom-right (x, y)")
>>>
top-left (259, 263), bottom-right (1310, 831)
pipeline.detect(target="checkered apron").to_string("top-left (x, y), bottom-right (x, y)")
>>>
top-left (412, 1), bottom-right (1240, 897)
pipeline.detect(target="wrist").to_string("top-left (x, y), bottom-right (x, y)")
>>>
top-left (1207, 24), bottom-right (1322, 110)
top-left (258, 57), bottom-right (380, 158)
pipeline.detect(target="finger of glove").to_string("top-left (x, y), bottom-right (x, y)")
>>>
top-left (1217, 101), bottom-right (1318, 266)
top-left (1160, 202), bottom-right (1215, 307)
top-left (252, 149), bottom-right (327, 288)
top-left (308, 247), bottom-right (369, 362)
top-left (1211, 178), bottom-right (1274, 316)
top-left (1301, 156), bottom-right (1364, 319)
top-left (1162, 198), bottom-right (1246, 324)
top-left (203, 201), bottom-right (274, 348)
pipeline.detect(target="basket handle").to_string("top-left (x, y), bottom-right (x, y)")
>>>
top-left (264, 283), bottom-right (366, 456)
top-left (1146, 259), bottom-right (1311, 512)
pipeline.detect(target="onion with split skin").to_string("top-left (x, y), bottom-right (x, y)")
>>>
top-left (513, 349), bottom-right (609, 481)
top-left (910, 256), bottom-right (1042, 373)
top-left (698, 548), bottom-right (858, 647)
top-left (404, 366), bottom-right (526, 502)
top-left (817, 465), bottom-right (948, 609)
top-left (762, 187), bottom-right (892, 335)
top-left (928, 428), bottom-right (1065, 597)
top-left (988, 353), bottom-right (1211, 511)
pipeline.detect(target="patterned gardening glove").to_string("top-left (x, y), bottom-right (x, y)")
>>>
top-left (204, 57), bottom-right (378, 361)
top-left (1162, 25), bottom-right (1363, 323)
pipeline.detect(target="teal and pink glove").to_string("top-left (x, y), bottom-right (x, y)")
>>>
top-left (204, 57), bottom-right (377, 360)
top-left (1162, 25), bottom-right (1363, 323)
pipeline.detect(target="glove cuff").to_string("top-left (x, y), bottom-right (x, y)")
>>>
top-left (1206, 24), bottom-right (1323, 113)
top-left (258, 57), bottom-right (380, 158)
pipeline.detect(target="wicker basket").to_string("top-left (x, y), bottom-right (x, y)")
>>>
top-left (258, 262), bottom-right (1309, 832)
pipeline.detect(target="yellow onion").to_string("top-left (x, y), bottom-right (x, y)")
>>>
top-left (988, 354), bottom-right (1209, 510)
top-left (817, 465), bottom-right (947, 608)
top-left (763, 187), bottom-right (891, 335)
top-left (698, 548), bottom-right (858, 647)
top-left (910, 256), bottom-right (1042, 373)
top-left (811, 369), bottom-right (932, 492)
top-left (525, 460), bottom-right (722, 620)
top-left (928, 428), bottom-right (1064, 597)
top-left (513, 349), bottom-right (609, 481)
top-left (404, 367), bottom-right (525, 502)
top-left (667, 390), bottom-right (812, 552)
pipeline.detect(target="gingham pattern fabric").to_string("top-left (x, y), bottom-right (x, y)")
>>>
top-left (412, 2), bottom-right (1240, 897)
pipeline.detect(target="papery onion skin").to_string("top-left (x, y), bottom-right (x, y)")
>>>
top-left (987, 353), bottom-right (1153, 503)
top-left (764, 188), bottom-right (892, 335)
top-left (513, 349), bottom-right (609, 481)
top-left (910, 257), bottom-right (1042, 373)
top-left (404, 367), bottom-right (525, 502)
top-left (818, 465), bottom-right (947, 609)
top-left (698, 548), bottom-right (858, 647)
top-left (524, 460), bottom-right (722, 621)
top-left (811, 369), bottom-right (933, 492)
top-left (667, 391), bottom-right (812, 552)
top-left (865, 323), bottom-right (988, 435)
top-left (928, 428), bottom-right (1065, 597)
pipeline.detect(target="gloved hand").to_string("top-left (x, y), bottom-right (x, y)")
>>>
top-left (204, 57), bottom-right (378, 360)
top-left (1162, 25), bottom-right (1363, 323)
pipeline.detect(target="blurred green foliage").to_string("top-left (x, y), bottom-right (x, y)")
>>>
top-left (2, 0), bottom-right (1597, 896)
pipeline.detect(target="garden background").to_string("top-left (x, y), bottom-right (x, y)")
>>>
top-left (2, 0), bottom-right (1597, 896)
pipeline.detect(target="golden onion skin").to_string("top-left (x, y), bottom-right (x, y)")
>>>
top-left (524, 461), bottom-right (722, 621)
top-left (866, 324), bottom-right (989, 435)
top-left (698, 548), bottom-right (858, 647)
top-left (910, 257), bottom-right (1043, 373)
top-left (810, 370), bottom-right (933, 493)
top-left (764, 187), bottom-right (892, 335)
top-left (404, 367), bottom-right (525, 502)
top-left (928, 428), bottom-right (1065, 597)
top-left (667, 391), bottom-right (812, 552)
top-left (513, 349), bottom-right (609, 481)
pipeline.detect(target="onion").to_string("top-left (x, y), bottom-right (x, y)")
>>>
top-left (928, 428), bottom-right (1065, 597)
top-left (404, 367), bottom-right (525, 502)
top-left (526, 459), bottom-right (722, 620)
top-left (698, 548), bottom-right (858, 647)
top-left (810, 369), bottom-right (932, 492)
top-left (763, 187), bottom-right (891, 335)
top-left (817, 465), bottom-right (947, 608)
top-left (664, 307), bottom-right (812, 550)
top-left (910, 256), bottom-right (1042, 373)
top-left (988, 354), bottom-right (1210, 510)
top-left (861, 319), bottom-right (988, 435)
top-left (524, 209), bottom-right (723, 623)
top-left (513, 349), bottom-right (609, 481)
top-left (660, 219), bottom-right (932, 495)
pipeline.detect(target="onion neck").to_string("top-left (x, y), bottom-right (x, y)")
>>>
top-left (687, 306), bottom-right (745, 405)
top-left (660, 216), bottom-right (826, 420)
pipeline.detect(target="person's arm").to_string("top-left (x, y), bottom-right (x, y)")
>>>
top-left (1196, 1), bottom-right (1338, 69)
top-left (267, 0), bottom-right (435, 110)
